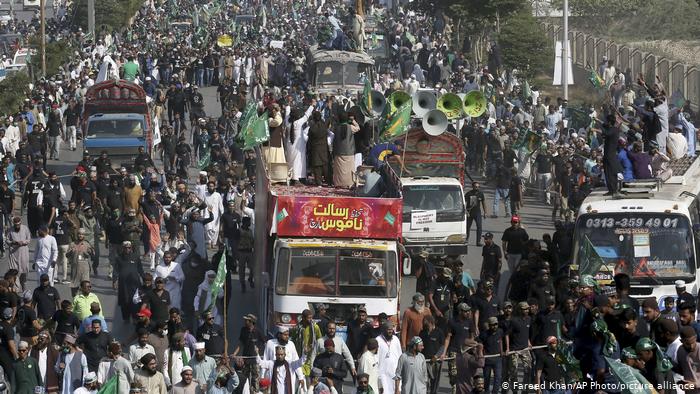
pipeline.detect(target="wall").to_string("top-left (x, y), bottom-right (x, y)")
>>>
top-left (543, 23), bottom-right (699, 111)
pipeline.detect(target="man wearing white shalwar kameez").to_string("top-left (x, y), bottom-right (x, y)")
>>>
top-left (5, 119), bottom-right (21, 154)
top-left (257, 346), bottom-right (306, 394)
top-left (162, 333), bottom-right (192, 387)
top-left (376, 323), bottom-right (402, 394)
top-left (287, 105), bottom-right (315, 182)
top-left (204, 184), bottom-right (224, 248)
top-left (154, 251), bottom-right (184, 310)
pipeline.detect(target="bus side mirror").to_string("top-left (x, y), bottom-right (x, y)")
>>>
top-left (402, 255), bottom-right (412, 276)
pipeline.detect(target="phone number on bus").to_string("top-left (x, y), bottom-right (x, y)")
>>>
top-left (584, 217), bottom-right (680, 229)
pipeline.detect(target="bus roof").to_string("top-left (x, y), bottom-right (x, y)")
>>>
top-left (580, 155), bottom-right (700, 215)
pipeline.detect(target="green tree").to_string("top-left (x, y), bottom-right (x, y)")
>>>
top-left (72, 0), bottom-right (143, 31)
top-left (28, 37), bottom-right (73, 77)
top-left (497, 10), bottom-right (552, 80)
top-left (0, 72), bottom-right (31, 115)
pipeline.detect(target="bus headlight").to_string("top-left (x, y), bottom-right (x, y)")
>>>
top-left (280, 314), bottom-right (292, 324)
top-left (446, 234), bottom-right (466, 243)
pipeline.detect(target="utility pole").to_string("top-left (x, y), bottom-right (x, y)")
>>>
top-left (40, 0), bottom-right (46, 77)
top-left (88, 0), bottom-right (95, 37)
top-left (562, 0), bottom-right (569, 100)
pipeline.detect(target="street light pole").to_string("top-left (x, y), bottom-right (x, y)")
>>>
top-left (562, 0), bottom-right (569, 100)
top-left (40, 0), bottom-right (46, 77)
top-left (88, 0), bottom-right (95, 37)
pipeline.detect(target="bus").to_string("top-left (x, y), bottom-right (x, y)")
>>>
top-left (571, 156), bottom-right (700, 302)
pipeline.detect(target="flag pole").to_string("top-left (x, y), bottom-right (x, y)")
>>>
top-left (399, 130), bottom-right (410, 178)
top-left (224, 253), bottom-right (228, 354)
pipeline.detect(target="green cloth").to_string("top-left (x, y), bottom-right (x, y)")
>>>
top-left (10, 357), bottom-right (43, 394)
top-left (122, 61), bottom-right (139, 82)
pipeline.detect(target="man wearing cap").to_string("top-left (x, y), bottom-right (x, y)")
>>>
top-left (505, 302), bottom-right (533, 393)
top-left (675, 280), bottom-right (696, 308)
top-left (534, 337), bottom-right (566, 393)
top-left (256, 345), bottom-right (306, 394)
top-left (636, 337), bottom-right (674, 390)
top-left (10, 341), bottom-right (43, 394)
top-left (454, 338), bottom-right (485, 394)
top-left (478, 316), bottom-right (503, 394)
top-left (465, 181), bottom-right (487, 245)
top-left (428, 267), bottom-right (454, 332)
top-left (0, 307), bottom-right (17, 377)
top-left (34, 224), bottom-right (58, 286)
top-left (31, 330), bottom-right (60, 392)
top-left (97, 342), bottom-right (134, 394)
top-left (441, 302), bottom-right (475, 389)
top-left (400, 293), bottom-right (431, 350)
top-left (376, 321), bottom-right (402, 394)
top-left (163, 332), bottom-right (192, 388)
top-left (8, 216), bottom-right (31, 290)
top-left (196, 310), bottom-right (226, 357)
top-left (501, 216), bottom-right (529, 274)
top-left (171, 366), bottom-right (199, 394)
top-left (393, 336), bottom-right (427, 394)
top-left (471, 280), bottom-right (499, 337)
top-left (16, 290), bottom-right (40, 345)
top-left (77, 205), bottom-right (101, 275)
top-left (263, 325), bottom-right (299, 379)
top-left (233, 314), bottom-right (265, 392)
top-left (480, 233), bottom-right (502, 286)
top-left (189, 342), bottom-right (216, 391)
top-left (134, 353), bottom-right (167, 394)
top-left (121, 208), bottom-right (144, 259)
top-left (203, 181), bottom-right (224, 249)
top-left (313, 339), bottom-right (348, 394)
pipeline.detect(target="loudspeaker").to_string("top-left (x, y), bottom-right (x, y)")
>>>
top-left (412, 91), bottom-right (437, 117)
top-left (422, 109), bottom-right (448, 136)
top-left (388, 91), bottom-right (411, 115)
top-left (369, 90), bottom-right (386, 117)
top-left (436, 93), bottom-right (463, 120)
top-left (463, 90), bottom-right (488, 118)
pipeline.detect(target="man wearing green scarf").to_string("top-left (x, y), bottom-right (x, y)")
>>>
top-left (291, 309), bottom-right (322, 377)
top-left (635, 337), bottom-right (675, 390)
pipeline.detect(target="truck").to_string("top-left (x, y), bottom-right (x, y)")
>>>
top-left (389, 128), bottom-right (468, 260)
top-left (82, 80), bottom-right (153, 166)
top-left (307, 45), bottom-right (375, 95)
top-left (255, 148), bottom-right (406, 339)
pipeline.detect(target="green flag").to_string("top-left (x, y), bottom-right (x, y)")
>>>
top-left (97, 374), bottom-right (118, 394)
top-left (380, 101), bottom-right (412, 142)
top-left (236, 103), bottom-right (259, 146)
top-left (605, 357), bottom-right (658, 394)
top-left (579, 235), bottom-right (606, 276)
top-left (208, 249), bottom-right (228, 311)
top-left (513, 130), bottom-right (542, 153)
top-left (244, 112), bottom-right (270, 150)
top-left (360, 78), bottom-right (373, 117)
top-left (197, 147), bottom-right (211, 170)
top-left (522, 80), bottom-right (532, 100)
top-left (588, 68), bottom-right (605, 90)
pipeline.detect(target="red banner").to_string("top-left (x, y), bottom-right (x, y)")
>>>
top-left (275, 196), bottom-right (402, 239)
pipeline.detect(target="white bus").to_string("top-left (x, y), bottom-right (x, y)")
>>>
top-left (572, 156), bottom-right (700, 302)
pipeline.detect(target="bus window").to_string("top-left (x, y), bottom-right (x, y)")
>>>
top-left (338, 250), bottom-right (397, 297)
top-left (286, 249), bottom-right (336, 296)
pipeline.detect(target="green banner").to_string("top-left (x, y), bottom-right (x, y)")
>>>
top-left (578, 234), bottom-right (606, 276)
top-left (208, 249), bottom-right (228, 311)
top-left (380, 101), bottom-right (412, 142)
top-left (244, 112), bottom-right (270, 150)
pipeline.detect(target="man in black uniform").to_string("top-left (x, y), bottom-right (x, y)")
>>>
top-left (233, 314), bottom-right (265, 392)
top-left (0, 308), bottom-right (17, 379)
top-left (465, 181), bottom-right (487, 245)
top-left (197, 311), bottom-right (226, 356)
top-left (480, 233), bottom-right (502, 286)
top-left (77, 319), bottom-right (112, 372)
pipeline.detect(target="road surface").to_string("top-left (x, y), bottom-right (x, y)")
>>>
top-left (0, 86), bottom-right (556, 393)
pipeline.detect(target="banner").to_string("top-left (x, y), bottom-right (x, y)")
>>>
top-left (579, 234), bottom-right (607, 276)
top-left (275, 196), bottom-right (402, 239)
top-left (380, 101), bottom-right (412, 142)
top-left (360, 78), bottom-right (372, 117)
top-left (207, 249), bottom-right (227, 312)
top-left (244, 112), bottom-right (269, 150)
top-left (97, 374), bottom-right (118, 394)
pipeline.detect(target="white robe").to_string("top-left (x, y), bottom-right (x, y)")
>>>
top-left (288, 105), bottom-right (314, 181)
top-left (256, 357), bottom-right (305, 394)
top-left (195, 184), bottom-right (207, 201)
top-left (204, 191), bottom-right (224, 245)
top-left (358, 350), bottom-right (380, 394)
top-left (162, 348), bottom-right (191, 387)
top-left (376, 334), bottom-right (402, 394)
top-left (58, 352), bottom-right (88, 394)
top-left (154, 262), bottom-right (184, 309)
top-left (194, 280), bottom-right (224, 325)
top-left (5, 124), bottom-right (20, 155)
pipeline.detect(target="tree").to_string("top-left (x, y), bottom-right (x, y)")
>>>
top-left (71, 0), bottom-right (143, 31)
top-left (0, 72), bottom-right (31, 115)
top-left (497, 10), bottom-right (552, 80)
top-left (28, 37), bottom-right (73, 78)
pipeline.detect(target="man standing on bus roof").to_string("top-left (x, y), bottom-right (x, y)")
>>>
top-left (675, 281), bottom-right (696, 308)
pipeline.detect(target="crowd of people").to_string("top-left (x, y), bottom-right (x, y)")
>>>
top-left (0, 0), bottom-right (699, 393)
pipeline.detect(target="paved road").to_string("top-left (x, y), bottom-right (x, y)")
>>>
top-left (0, 86), bottom-right (556, 392)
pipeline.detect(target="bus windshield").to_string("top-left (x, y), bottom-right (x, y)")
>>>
top-left (87, 118), bottom-right (145, 139)
top-left (275, 247), bottom-right (397, 298)
top-left (402, 185), bottom-right (465, 222)
top-left (574, 213), bottom-right (695, 283)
